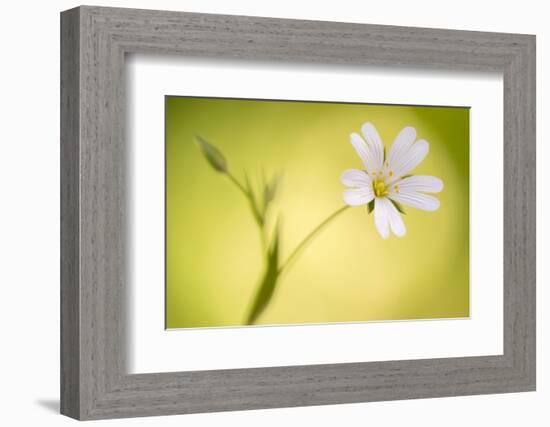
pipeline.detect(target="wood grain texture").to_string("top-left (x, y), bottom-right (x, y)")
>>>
top-left (60, 5), bottom-right (536, 420)
top-left (60, 7), bottom-right (80, 419)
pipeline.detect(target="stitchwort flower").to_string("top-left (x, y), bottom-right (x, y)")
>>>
top-left (341, 122), bottom-right (443, 239)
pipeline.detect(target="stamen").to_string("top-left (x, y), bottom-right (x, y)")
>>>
top-left (373, 178), bottom-right (389, 197)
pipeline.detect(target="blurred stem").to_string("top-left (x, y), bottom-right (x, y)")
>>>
top-left (224, 168), bottom-right (350, 324)
top-left (226, 171), bottom-right (249, 199)
top-left (278, 205), bottom-right (350, 275)
top-left (225, 170), bottom-right (267, 250)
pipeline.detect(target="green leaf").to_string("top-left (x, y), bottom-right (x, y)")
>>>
top-left (245, 219), bottom-right (281, 325)
top-left (367, 199), bottom-right (375, 214)
top-left (244, 173), bottom-right (264, 226)
top-left (244, 172), bottom-right (254, 195)
top-left (264, 174), bottom-right (280, 208)
top-left (390, 199), bottom-right (406, 214)
top-left (195, 135), bottom-right (228, 173)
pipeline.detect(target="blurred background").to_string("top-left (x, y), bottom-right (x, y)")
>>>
top-left (166, 96), bottom-right (469, 328)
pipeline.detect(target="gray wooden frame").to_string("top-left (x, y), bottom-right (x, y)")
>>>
top-left (60, 5), bottom-right (536, 421)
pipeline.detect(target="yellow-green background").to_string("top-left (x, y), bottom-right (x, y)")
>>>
top-left (166, 96), bottom-right (469, 329)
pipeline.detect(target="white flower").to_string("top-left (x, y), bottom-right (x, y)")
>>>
top-left (341, 122), bottom-right (443, 239)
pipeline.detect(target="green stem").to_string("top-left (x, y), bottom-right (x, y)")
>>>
top-left (278, 205), bottom-right (350, 275)
top-left (226, 171), bottom-right (249, 199)
top-left (225, 170), bottom-right (267, 249)
top-left (227, 171), bottom-right (264, 226)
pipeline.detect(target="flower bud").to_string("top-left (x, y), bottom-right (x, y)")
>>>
top-left (195, 136), bottom-right (228, 173)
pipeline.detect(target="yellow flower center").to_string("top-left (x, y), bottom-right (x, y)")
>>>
top-left (373, 178), bottom-right (388, 197)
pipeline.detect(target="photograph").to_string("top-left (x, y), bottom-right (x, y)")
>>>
top-left (165, 96), bottom-right (470, 329)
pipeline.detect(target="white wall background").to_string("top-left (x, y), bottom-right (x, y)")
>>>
top-left (0, 0), bottom-right (546, 425)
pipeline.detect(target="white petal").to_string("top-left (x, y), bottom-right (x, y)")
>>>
top-left (361, 122), bottom-right (384, 173)
top-left (341, 169), bottom-right (371, 188)
top-left (375, 197), bottom-right (406, 238)
top-left (343, 187), bottom-right (374, 206)
top-left (374, 197), bottom-right (390, 239)
top-left (393, 175), bottom-right (444, 193)
top-left (388, 126), bottom-right (416, 170)
top-left (386, 199), bottom-right (407, 237)
top-left (388, 139), bottom-right (429, 179)
top-left (350, 132), bottom-right (376, 172)
top-left (389, 192), bottom-right (440, 211)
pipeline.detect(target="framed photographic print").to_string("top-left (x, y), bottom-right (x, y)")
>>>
top-left (165, 97), bottom-right (469, 330)
top-left (61, 5), bottom-right (536, 420)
